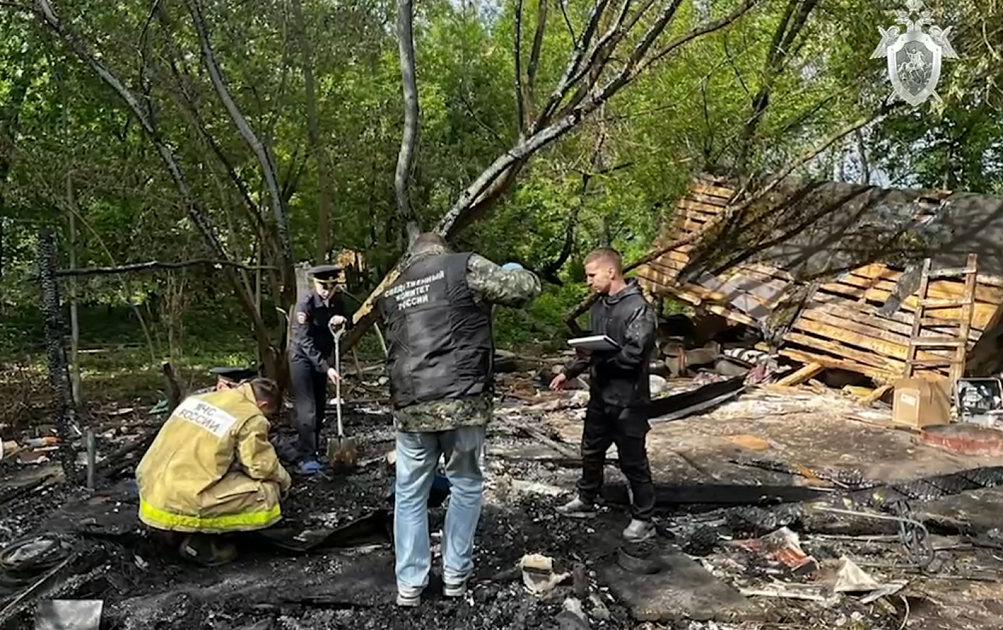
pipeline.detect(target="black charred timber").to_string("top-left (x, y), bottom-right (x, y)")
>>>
top-left (601, 482), bottom-right (830, 508)
top-left (38, 230), bottom-right (83, 485)
top-left (645, 374), bottom-right (746, 422)
top-left (719, 466), bottom-right (1003, 537)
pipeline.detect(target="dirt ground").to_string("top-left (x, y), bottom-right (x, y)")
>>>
top-left (3, 373), bottom-right (1003, 629)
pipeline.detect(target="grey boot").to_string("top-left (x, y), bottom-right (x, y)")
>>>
top-left (622, 519), bottom-right (656, 542)
top-left (556, 497), bottom-right (596, 518)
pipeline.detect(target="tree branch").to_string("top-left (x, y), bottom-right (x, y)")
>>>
top-left (525, 0), bottom-right (549, 116)
top-left (32, 0), bottom-right (227, 261)
top-left (736, 0), bottom-right (820, 173)
top-left (537, 0), bottom-right (610, 130)
top-left (395, 0), bottom-right (421, 245)
top-left (347, 0), bottom-right (764, 352)
top-left (184, 0), bottom-right (294, 290)
top-left (515, 0), bottom-right (526, 134)
top-left (558, 0), bottom-right (576, 41)
top-left (54, 259), bottom-right (277, 277)
top-left (562, 98), bottom-right (902, 327)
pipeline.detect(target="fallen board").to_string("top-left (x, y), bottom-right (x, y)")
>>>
top-left (600, 546), bottom-right (763, 623)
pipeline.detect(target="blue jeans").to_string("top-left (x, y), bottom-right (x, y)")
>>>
top-left (394, 425), bottom-right (487, 595)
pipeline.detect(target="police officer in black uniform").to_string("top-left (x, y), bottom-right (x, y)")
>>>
top-left (288, 264), bottom-right (351, 474)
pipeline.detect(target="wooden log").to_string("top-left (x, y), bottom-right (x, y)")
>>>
top-left (859, 384), bottom-right (893, 405)
top-left (775, 362), bottom-right (824, 387)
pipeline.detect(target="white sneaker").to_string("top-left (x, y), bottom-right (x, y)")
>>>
top-left (622, 519), bottom-right (656, 542)
top-left (556, 497), bottom-right (596, 518)
top-left (443, 580), bottom-right (467, 598)
top-left (396, 590), bottom-right (421, 607)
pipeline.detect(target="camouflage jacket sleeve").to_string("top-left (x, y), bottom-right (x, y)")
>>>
top-left (466, 254), bottom-right (542, 308)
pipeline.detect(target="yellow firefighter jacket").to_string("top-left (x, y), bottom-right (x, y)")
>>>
top-left (136, 384), bottom-right (293, 534)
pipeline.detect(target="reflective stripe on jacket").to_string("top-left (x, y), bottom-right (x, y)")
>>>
top-left (136, 384), bottom-right (292, 533)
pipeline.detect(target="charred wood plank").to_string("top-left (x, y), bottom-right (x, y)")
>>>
top-left (38, 231), bottom-right (82, 485)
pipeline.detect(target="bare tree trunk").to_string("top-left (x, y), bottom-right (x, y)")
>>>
top-left (339, 0), bottom-right (764, 352)
top-left (38, 230), bottom-right (82, 485)
top-left (184, 0), bottom-right (295, 300)
top-left (33, 0), bottom-right (287, 383)
top-left (855, 128), bottom-right (870, 184)
top-left (395, 0), bottom-right (422, 245)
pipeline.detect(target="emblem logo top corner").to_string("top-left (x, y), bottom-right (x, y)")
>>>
top-left (871, 0), bottom-right (957, 107)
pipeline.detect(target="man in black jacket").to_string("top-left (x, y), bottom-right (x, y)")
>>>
top-left (550, 247), bottom-right (657, 542)
top-left (288, 264), bottom-right (351, 474)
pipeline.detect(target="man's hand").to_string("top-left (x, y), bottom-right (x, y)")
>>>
top-left (549, 373), bottom-right (568, 391)
top-left (326, 367), bottom-right (341, 385)
top-left (329, 314), bottom-right (347, 329)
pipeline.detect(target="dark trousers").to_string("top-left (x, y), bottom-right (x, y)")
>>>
top-left (577, 399), bottom-right (655, 521)
top-left (290, 356), bottom-right (327, 461)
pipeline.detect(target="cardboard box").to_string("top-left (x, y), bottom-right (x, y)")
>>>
top-left (892, 378), bottom-right (952, 428)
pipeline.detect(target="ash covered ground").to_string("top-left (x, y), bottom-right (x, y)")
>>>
top-left (3, 390), bottom-right (993, 630)
top-left (0, 402), bottom-right (649, 630)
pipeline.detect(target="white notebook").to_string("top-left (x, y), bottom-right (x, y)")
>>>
top-left (568, 335), bottom-right (621, 352)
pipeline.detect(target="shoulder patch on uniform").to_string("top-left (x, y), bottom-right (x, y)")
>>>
top-left (173, 397), bottom-right (238, 437)
top-left (296, 311), bottom-right (307, 325)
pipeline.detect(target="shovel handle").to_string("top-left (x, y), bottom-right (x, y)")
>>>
top-left (334, 330), bottom-right (344, 439)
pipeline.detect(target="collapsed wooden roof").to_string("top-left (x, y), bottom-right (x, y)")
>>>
top-left (637, 175), bottom-right (1003, 383)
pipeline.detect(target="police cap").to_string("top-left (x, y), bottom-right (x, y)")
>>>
top-left (308, 264), bottom-right (344, 284)
top-left (210, 366), bottom-right (258, 384)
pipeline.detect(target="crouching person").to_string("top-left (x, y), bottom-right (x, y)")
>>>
top-left (136, 377), bottom-right (292, 565)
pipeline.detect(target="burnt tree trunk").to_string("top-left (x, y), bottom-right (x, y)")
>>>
top-left (38, 230), bottom-right (82, 485)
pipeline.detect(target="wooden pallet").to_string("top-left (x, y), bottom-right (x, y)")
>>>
top-left (904, 254), bottom-right (978, 381)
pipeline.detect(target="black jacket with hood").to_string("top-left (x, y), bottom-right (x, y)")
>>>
top-left (565, 279), bottom-right (657, 408)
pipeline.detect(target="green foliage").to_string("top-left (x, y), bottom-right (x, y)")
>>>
top-left (3, 0), bottom-right (1003, 398)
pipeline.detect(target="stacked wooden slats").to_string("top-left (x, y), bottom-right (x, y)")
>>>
top-left (634, 175), bottom-right (1003, 384)
top-left (785, 263), bottom-right (1002, 382)
top-left (635, 176), bottom-right (797, 327)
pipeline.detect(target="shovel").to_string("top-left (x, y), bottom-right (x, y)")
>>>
top-left (327, 322), bottom-right (359, 470)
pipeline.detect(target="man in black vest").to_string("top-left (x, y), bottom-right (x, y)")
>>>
top-left (288, 264), bottom-right (351, 475)
top-left (550, 247), bottom-right (657, 542)
top-left (378, 233), bottom-right (540, 607)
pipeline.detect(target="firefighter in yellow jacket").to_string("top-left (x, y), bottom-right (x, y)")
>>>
top-left (136, 377), bottom-right (292, 560)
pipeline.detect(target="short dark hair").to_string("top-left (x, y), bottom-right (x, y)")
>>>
top-left (249, 378), bottom-right (280, 408)
top-left (584, 247), bottom-right (622, 271)
top-left (412, 232), bottom-right (449, 254)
